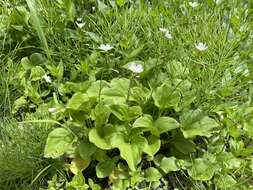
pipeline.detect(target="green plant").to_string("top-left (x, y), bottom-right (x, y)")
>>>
top-left (0, 117), bottom-right (64, 190)
top-left (2, 0), bottom-right (253, 189)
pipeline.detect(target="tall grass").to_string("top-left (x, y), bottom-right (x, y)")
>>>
top-left (26, 0), bottom-right (50, 59)
top-left (0, 117), bottom-right (63, 190)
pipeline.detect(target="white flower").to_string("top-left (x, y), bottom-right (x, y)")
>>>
top-left (159, 28), bottom-right (173, 39)
top-left (215, 0), bottom-right (222, 5)
top-left (195, 42), bottom-right (208, 51)
top-left (189, 2), bottom-right (199, 8)
top-left (98, 44), bottom-right (113, 52)
top-left (165, 32), bottom-right (173, 39)
top-left (75, 18), bottom-right (86, 28)
top-left (128, 63), bottom-right (144, 74)
top-left (92, 6), bottom-right (95, 11)
top-left (48, 107), bottom-right (57, 113)
top-left (159, 28), bottom-right (169, 33)
top-left (43, 74), bottom-right (52, 83)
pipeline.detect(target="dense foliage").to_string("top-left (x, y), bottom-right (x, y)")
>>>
top-left (1, 0), bottom-right (253, 189)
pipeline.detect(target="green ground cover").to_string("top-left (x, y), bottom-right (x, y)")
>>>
top-left (0, 0), bottom-right (253, 189)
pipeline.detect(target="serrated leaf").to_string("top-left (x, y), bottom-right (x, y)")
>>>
top-left (44, 128), bottom-right (75, 158)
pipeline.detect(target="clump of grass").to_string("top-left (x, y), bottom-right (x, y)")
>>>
top-left (0, 117), bottom-right (64, 190)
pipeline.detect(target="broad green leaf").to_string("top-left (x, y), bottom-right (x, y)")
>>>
top-left (96, 159), bottom-right (116, 178)
top-left (30, 53), bottom-right (46, 65)
top-left (129, 86), bottom-right (150, 104)
top-left (67, 93), bottom-right (90, 111)
top-left (93, 103), bottom-right (111, 127)
top-left (144, 167), bottom-right (162, 182)
top-left (93, 149), bottom-right (110, 162)
top-left (166, 61), bottom-right (189, 78)
top-left (143, 135), bottom-right (161, 157)
top-left (89, 125), bottom-right (119, 150)
top-left (152, 82), bottom-right (181, 109)
top-left (110, 104), bottom-right (142, 121)
top-left (78, 140), bottom-right (96, 160)
top-left (88, 179), bottom-right (102, 190)
top-left (58, 81), bottom-right (91, 94)
top-left (181, 116), bottom-right (219, 138)
top-left (86, 80), bottom-right (109, 98)
top-left (214, 174), bottom-right (237, 189)
top-left (30, 66), bottom-right (45, 81)
top-left (101, 78), bottom-right (130, 104)
top-left (70, 157), bottom-right (90, 175)
top-left (21, 57), bottom-right (33, 70)
top-left (44, 128), bottom-right (75, 158)
top-left (172, 131), bottom-right (196, 154)
top-left (132, 115), bottom-right (153, 131)
top-left (128, 171), bottom-right (144, 186)
top-left (111, 134), bottom-right (147, 171)
top-left (67, 171), bottom-right (89, 190)
top-left (153, 117), bottom-right (180, 136)
top-left (188, 158), bottom-right (217, 181)
top-left (89, 128), bottom-right (112, 150)
top-left (160, 157), bottom-right (180, 173)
